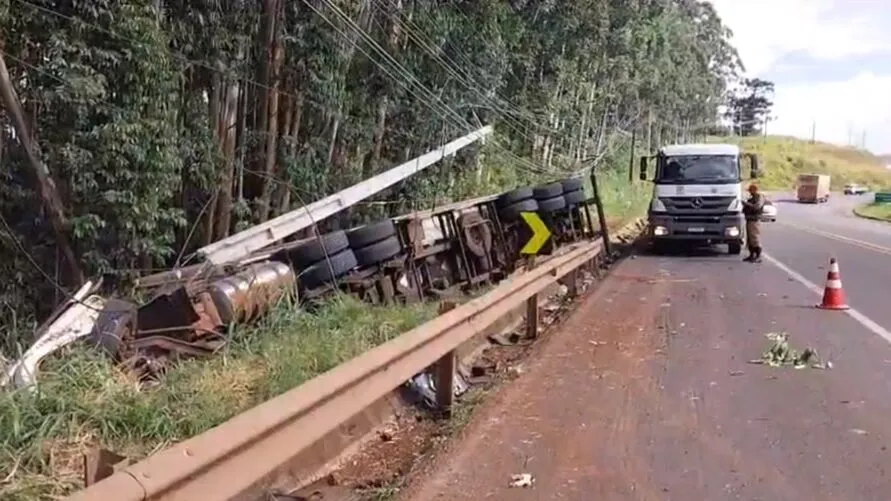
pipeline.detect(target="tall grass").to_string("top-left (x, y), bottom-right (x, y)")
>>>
top-left (0, 295), bottom-right (437, 500)
top-left (715, 135), bottom-right (891, 191)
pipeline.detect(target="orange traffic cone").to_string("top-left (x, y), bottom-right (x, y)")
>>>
top-left (816, 258), bottom-right (849, 310)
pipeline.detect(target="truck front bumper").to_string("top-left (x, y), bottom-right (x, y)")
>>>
top-left (648, 213), bottom-right (744, 243)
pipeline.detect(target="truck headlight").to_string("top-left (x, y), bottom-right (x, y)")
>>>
top-left (653, 225), bottom-right (668, 236)
top-left (725, 226), bottom-right (740, 237)
top-left (650, 198), bottom-right (667, 212)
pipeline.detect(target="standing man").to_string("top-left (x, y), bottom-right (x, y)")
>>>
top-left (742, 183), bottom-right (765, 262)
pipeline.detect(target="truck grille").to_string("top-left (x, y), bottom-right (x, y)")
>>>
top-left (660, 196), bottom-right (735, 211)
top-left (672, 216), bottom-right (722, 224)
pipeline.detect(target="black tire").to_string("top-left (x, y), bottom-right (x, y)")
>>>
top-left (496, 186), bottom-right (534, 207)
top-left (354, 236), bottom-right (403, 267)
top-left (288, 230), bottom-right (350, 269)
top-left (559, 177), bottom-right (584, 192)
top-left (532, 182), bottom-right (563, 199)
top-left (728, 242), bottom-right (742, 255)
top-left (299, 248), bottom-right (358, 289)
top-left (499, 198), bottom-right (539, 221)
top-left (347, 219), bottom-right (397, 248)
top-left (563, 189), bottom-right (587, 206)
top-left (537, 195), bottom-right (566, 213)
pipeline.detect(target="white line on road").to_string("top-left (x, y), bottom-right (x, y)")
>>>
top-left (763, 253), bottom-right (891, 344)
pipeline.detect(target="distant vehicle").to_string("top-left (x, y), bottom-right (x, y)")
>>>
top-left (796, 174), bottom-right (831, 203)
top-left (761, 201), bottom-right (777, 222)
top-left (843, 183), bottom-right (868, 195)
top-left (639, 143), bottom-right (760, 255)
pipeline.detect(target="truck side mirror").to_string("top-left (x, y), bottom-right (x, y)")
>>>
top-left (639, 156), bottom-right (648, 181)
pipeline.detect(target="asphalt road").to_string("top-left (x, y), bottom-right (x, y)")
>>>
top-left (763, 192), bottom-right (891, 335)
top-left (396, 194), bottom-right (891, 501)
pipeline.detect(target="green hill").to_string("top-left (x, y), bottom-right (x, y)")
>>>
top-left (713, 136), bottom-right (891, 190)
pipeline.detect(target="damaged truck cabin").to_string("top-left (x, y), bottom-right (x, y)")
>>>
top-left (639, 143), bottom-right (760, 254)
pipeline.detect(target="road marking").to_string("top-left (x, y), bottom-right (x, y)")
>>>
top-left (763, 252), bottom-right (891, 345)
top-left (777, 221), bottom-right (891, 256)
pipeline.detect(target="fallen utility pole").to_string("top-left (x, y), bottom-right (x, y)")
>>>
top-left (198, 125), bottom-right (494, 265)
top-left (0, 48), bottom-right (85, 284)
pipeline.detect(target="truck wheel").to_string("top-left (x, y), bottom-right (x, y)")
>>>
top-left (287, 230), bottom-right (350, 269)
top-left (532, 182), bottom-right (564, 199)
top-left (728, 242), bottom-right (742, 255)
top-left (347, 219), bottom-right (396, 248)
top-left (499, 198), bottom-right (539, 221)
top-left (299, 248), bottom-right (358, 289)
top-left (496, 186), bottom-right (534, 208)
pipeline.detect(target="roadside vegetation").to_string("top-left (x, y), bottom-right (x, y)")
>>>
top-left (0, 296), bottom-right (437, 500)
top-left (720, 136), bottom-right (891, 191)
top-left (853, 203), bottom-right (891, 223)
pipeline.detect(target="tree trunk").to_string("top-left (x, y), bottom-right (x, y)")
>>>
top-left (213, 79), bottom-right (240, 240)
top-left (0, 49), bottom-right (85, 284)
top-left (257, 0), bottom-right (284, 221)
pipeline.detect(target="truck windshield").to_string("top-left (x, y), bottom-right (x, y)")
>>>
top-left (656, 155), bottom-right (739, 184)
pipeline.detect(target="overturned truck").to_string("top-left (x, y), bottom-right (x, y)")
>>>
top-left (3, 176), bottom-right (599, 386)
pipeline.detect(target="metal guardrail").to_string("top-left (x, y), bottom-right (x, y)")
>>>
top-left (64, 239), bottom-right (604, 501)
top-left (874, 192), bottom-right (891, 203)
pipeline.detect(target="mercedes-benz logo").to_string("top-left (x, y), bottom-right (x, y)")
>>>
top-left (690, 197), bottom-right (704, 208)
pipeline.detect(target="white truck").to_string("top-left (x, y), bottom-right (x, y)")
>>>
top-left (639, 143), bottom-right (761, 255)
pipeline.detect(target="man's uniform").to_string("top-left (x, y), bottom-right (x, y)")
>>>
top-left (742, 186), bottom-right (765, 262)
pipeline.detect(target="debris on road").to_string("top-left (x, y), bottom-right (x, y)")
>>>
top-left (749, 332), bottom-right (830, 369)
top-left (509, 473), bottom-right (535, 488)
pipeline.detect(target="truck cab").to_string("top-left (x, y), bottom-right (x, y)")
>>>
top-left (639, 143), bottom-right (760, 255)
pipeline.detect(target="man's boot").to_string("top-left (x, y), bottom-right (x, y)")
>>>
top-left (743, 250), bottom-right (755, 262)
top-left (753, 246), bottom-right (763, 263)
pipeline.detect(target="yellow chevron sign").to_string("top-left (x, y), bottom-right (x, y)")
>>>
top-left (519, 212), bottom-right (553, 255)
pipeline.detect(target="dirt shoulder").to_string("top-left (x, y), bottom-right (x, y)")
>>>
top-left (388, 246), bottom-right (891, 501)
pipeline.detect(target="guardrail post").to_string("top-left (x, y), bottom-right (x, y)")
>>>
top-left (563, 269), bottom-right (578, 297)
top-left (434, 301), bottom-right (458, 417)
top-left (589, 167), bottom-right (612, 257)
top-left (434, 351), bottom-right (456, 417)
top-left (525, 294), bottom-right (539, 338)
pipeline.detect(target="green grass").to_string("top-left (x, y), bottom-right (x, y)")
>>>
top-left (589, 168), bottom-right (651, 226)
top-left (853, 202), bottom-right (891, 222)
top-left (0, 157), bottom-right (649, 500)
top-left (713, 135), bottom-right (891, 191)
top-left (0, 295), bottom-right (437, 501)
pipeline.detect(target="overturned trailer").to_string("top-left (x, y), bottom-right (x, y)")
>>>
top-left (4, 174), bottom-right (600, 387)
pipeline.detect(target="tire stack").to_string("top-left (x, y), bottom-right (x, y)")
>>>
top-left (532, 181), bottom-right (567, 212)
top-left (495, 186), bottom-right (537, 222)
top-left (278, 218), bottom-right (404, 292)
top-left (346, 219), bottom-right (403, 268)
top-left (559, 177), bottom-right (586, 207)
top-left (283, 230), bottom-right (357, 290)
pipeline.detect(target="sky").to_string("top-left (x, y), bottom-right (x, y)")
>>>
top-left (710, 0), bottom-right (891, 153)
